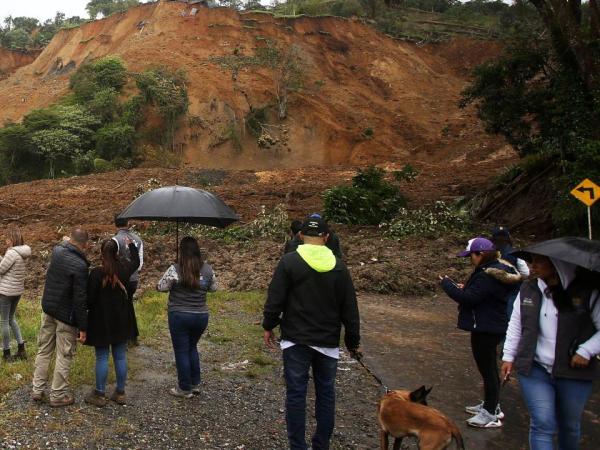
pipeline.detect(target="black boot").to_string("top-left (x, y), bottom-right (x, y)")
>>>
top-left (16, 342), bottom-right (26, 360)
top-left (3, 349), bottom-right (14, 363)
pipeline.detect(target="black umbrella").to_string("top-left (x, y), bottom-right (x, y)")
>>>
top-left (512, 237), bottom-right (600, 272)
top-left (118, 185), bottom-right (239, 255)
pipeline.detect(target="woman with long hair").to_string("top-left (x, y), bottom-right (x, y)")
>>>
top-left (440, 237), bottom-right (521, 428)
top-left (157, 236), bottom-right (217, 398)
top-left (0, 227), bottom-right (31, 361)
top-left (502, 255), bottom-right (600, 450)
top-left (85, 238), bottom-right (140, 407)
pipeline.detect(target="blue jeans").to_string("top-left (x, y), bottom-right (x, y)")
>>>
top-left (0, 294), bottom-right (24, 351)
top-left (519, 363), bottom-right (594, 450)
top-left (283, 345), bottom-right (338, 450)
top-left (168, 311), bottom-right (208, 392)
top-left (95, 342), bottom-right (128, 394)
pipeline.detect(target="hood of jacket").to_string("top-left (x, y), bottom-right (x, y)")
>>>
top-left (297, 244), bottom-right (336, 272)
top-left (550, 258), bottom-right (578, 289)
top-left (10, 245), bottom-right (31, 259)
top-left (484, 258), bottom-right (522, 284)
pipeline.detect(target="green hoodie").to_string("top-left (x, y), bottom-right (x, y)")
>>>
top-left (296, 244), bottom-right (336, 272)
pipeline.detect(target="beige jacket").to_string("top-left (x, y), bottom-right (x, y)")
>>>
top-left (0, 245), bottom-right (31, 297)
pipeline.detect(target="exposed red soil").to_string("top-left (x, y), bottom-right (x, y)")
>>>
top-left (0, 1), bottom-right (509, 169)
top-left (0, 48), bottom-right (41, 80)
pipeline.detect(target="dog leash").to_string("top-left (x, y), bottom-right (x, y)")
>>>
top-left (356, 357), bottom-right (391, 393)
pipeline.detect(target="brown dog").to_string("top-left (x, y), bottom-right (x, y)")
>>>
top-left (378, 386), bottom-right (465, 450)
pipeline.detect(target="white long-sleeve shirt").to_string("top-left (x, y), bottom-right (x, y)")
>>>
top-left (503, 278), bottom-right (600, 372)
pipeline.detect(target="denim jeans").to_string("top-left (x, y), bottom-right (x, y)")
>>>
top-left (519, 363), bottom-right (593, 450)
top-left (283, 345), bottom-right (338, 450)
top-left (0, 294), bottom-right (24, 351)
top-left (95, 342), bottom-right (128, 394)
top-left (168, 311), bottom-right (208, 392)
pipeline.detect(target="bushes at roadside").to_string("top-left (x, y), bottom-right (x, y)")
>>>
top-left (383, 201), bottom-right (470, 239)
top-left (324, 166), bottom-right (407, 225)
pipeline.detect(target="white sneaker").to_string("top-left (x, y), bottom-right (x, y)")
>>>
top-left (465, 401), bottom-right (505, 420)
top-left (466, 409), bottom-right (503, 428)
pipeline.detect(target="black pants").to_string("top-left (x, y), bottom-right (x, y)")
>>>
top-left (470, 332), bottom-right (504, 414)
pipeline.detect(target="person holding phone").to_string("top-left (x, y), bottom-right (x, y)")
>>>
top-left (502, 255), bottom-right (600, 450)
top-left (440, 237), bottom-right (521, 428)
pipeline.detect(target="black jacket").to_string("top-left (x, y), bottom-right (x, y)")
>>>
top-left (441, 259), bottom-right (519, 335)
top-left (283, 233), bottom-right (344, 259)
top-left (263, 250), bottom-right (360, 350)
top-left (85, 244), bottom-right (140, 347)
top-left (41, 242), bottom-right (90, 331)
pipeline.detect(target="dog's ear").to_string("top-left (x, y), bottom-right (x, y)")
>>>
top-left (409, 386), bottom-right (429, 405)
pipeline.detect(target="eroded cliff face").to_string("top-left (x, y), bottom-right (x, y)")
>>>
top-left (0, 48), bottom-right (41, 80)
top-left (0, 1), bottom-right (506, 169)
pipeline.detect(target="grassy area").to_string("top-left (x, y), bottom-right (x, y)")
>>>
top-left (0, 290), bottom-right (273, 398)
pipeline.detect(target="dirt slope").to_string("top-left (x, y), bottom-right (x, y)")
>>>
top-left (0, 48), bottom-right (41, 80)
top-left (0, 1), bottom-right (507, 168)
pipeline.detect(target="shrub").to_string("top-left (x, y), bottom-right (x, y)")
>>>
top-left (95, 123), bottom-right (136, 160)
top-left (324, 166), bottom-right (407, 225)
top-left (383, 201), bottom-right (470, 239)
top-left (70, 56), bottom-right (127, 101)
top-left (393, 164), bottom-right (420, 183)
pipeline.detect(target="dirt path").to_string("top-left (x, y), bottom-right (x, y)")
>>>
top-left (359, 294), bottom-right (600, 450)
top-left (0, 308), bottom-right (382, 449)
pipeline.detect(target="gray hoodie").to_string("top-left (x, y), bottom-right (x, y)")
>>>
top-left (0, 245), bottom-right (32, 297)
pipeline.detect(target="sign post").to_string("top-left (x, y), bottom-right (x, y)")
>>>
top-left (570, 178), bottom-right (600, 239)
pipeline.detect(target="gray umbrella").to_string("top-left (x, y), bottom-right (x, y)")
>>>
top-left (512, 237), bottom-right (600, 272)
top-left (118, 185), bottom-right (239, 255)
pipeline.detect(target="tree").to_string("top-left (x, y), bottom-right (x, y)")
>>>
top-left (273, 46), bottom-right (305, 120)
top-left (11, 17), bottom-right (39, 33)
top-left (31, 129), bottom-right (81, 178)
top-left (96, 123), bottom-right (136, 160)
top-left (528, 0), bottom-right (600, 90)
top-left (70, 56), bottom-right (128, 101)
top-left (4, 29), bottom-right (31, 50)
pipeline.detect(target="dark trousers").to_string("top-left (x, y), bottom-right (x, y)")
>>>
top-left (283, 345), bottom-right (338, 450)
top-left (168, 311), bottom-right (208, 392)
top-left (471, 331), bottom-right (504, 414)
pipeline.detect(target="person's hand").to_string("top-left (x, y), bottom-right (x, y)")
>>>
top-left (457, 283), bottom-right (465, 289)
top-left (124, 236), bottom-right (132, 246)
top-left (263, 330), bottom-right (278, 350)
top-left (349, 347), bottom-right (363, 361)
top-left (501, 361), bottom-right (513, 385)
top-left (78, 331), bottom-right (87, 344)
top-left (571, 354), bottom-right (590, 368)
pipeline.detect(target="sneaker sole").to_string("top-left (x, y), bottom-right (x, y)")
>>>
top-left (465, 408), bottom-right (505, 420)
top-left (466, 419), bottom-right (503, 428)
top-left (466, 410), bottom-right (505, 420)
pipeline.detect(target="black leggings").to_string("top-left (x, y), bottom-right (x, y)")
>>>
top-left (470, 332), bottom-right (504, 414)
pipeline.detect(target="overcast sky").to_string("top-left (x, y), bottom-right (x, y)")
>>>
top-left (0, 1), bottom-right (275, 23)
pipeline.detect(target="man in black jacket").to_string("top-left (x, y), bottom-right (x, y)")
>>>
top-left (32, 229), bottom-right (90, 407)
top-left (263, 217), bottom-right (360, 450)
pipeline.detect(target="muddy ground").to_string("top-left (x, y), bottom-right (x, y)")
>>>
top-left (360, 294), bottom-right (600, 450)
top-left (1, 292), bottom-right (598, 449)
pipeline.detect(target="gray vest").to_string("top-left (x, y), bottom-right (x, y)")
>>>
top-left (515, 280), bottom-right (599, 380)
top-left (113, 230), bottom-right (143, 282)
top-left (168, 263), bottom-right (213, 314)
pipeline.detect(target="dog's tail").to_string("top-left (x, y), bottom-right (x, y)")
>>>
top-left (450, 422), bottom-right (465, 450)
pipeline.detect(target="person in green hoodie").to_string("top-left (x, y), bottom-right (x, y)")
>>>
top-left (263, 217), bottom-right (361, 450)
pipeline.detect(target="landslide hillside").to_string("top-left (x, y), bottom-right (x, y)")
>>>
top-left (0, 48), bottom-right (40, 80)
top-left (0, 1), bottom-right (509, 168)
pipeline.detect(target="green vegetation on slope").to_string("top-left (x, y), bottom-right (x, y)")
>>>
top-left (0, 56), bottom-right (189, 185)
